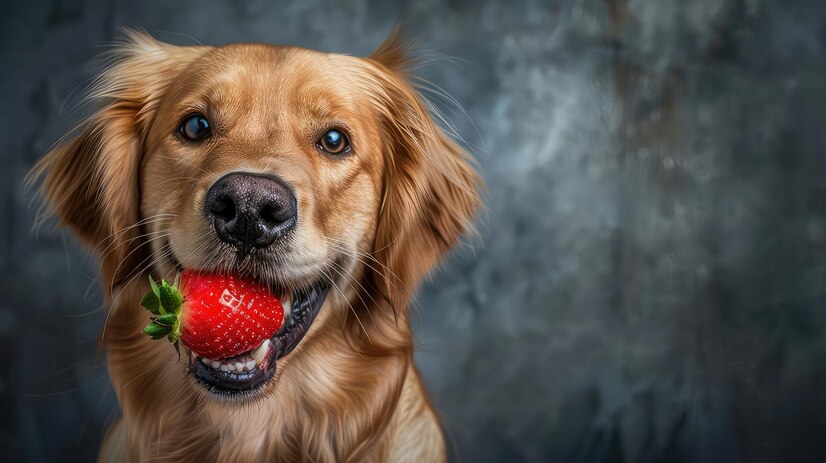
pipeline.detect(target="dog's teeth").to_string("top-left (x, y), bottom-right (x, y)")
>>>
top-left (199, 344), bottom-right (270, 373)
top-left (252, 339), bottom-right (270, 365)
top-left (277, 298), bottom-right (292, 334)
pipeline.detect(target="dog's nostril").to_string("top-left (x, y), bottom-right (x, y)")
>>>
top-left (259, 204), bottom-right (278, 226)
top-left (210, 195), bottom-right (236, 221)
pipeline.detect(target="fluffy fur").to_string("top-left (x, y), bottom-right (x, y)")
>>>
top-left (30, 30), bottom-right (480, 462)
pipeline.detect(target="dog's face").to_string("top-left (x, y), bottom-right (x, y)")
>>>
top-left (142, 45), bottom-right (391, 394)
top-left (32, 31), bottom-right (479, 415)
top-left (148, 44), bottom-right (386, 280)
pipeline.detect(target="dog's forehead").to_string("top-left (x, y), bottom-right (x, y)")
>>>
top-left (195, 45), bottom-right (364, 108)
top-left (153, 44), bottom-right (377, 146)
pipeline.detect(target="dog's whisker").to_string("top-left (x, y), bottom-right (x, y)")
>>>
top-left (322, 241), bottom-right (390, 309)
top-left (65, 304), bottom-right (106, 318)
top-left (326, 244), bottom-right (399, 288)
top-left (98, 228), bottom-right (170, 267)
top-left (103, 247), bottom-right (174, 342)
top-left (91, 222), bottom-right (168, 274)
top-left (107, 232), bottom-right (172, 291)
top-left (94, 229), bottom-right (173, 298)
top-left (325, 240), bottom-right (402, 292)
top-left (105, 248), bottom-right (172, 322)
top-left (103, 247), bottom-right (174, 345)
top-left (326, 262), bottom-right (381, 328)
top-left (94, 213), bottom-right (177, 254)
top-left (323, 236), bottom-right (402, 280)
top-left (336, 265), bottom-right (394, 321)
top-left (410, 75), bottom-right (486, 153)
top-left (152, 175), bottom-right (204, 189)
top-left (93, 214), bottom-right (176, 256)
top-left (321, 269), bottom-right (371, 343)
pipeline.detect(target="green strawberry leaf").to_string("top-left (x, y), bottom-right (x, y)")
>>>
top-left (143, 322), bottom-right (172, 340)
top-left (155, 313), bottom-right (178, 326)
top-left (149, 276), bottom-right (160, 298)
top-left (140, 291), bottom-right (161, 314)
top-left (159, 284), bottom-right (183, 314)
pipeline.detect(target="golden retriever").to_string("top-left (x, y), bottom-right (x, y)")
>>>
top-left (30, 30), bottom-right (480, 462)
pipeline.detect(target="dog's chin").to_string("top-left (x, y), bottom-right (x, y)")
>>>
top-left (162, 253), bottom-right (331, 401)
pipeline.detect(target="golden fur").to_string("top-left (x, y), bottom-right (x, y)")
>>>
top-left (30, 30), bottom-right (480, 462)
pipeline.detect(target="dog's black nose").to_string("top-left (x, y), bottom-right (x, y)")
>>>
top-left (205, 172), bottom-right (297, 256)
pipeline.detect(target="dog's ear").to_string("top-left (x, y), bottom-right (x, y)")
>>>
top-left (28, 31), bottom-right (208, 289)
top-left (365, 31), bottom-right (482, 314)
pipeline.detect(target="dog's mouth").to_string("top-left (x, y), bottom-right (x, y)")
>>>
top-left (187, 281), bottom-right (330, 398)
top-left (165, 254), bottom-right (331, 398)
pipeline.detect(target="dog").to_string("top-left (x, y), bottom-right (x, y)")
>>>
top-left (30, 30), bottom-right (481, 462)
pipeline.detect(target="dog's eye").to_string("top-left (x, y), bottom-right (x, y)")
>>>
top-left (317, 129), bottom-right (350, 155)
top-left (179, 114), bottom-right (211, 141)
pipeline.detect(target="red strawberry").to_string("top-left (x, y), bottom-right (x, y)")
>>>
top-left (141, 270), bottom-right (284, 359)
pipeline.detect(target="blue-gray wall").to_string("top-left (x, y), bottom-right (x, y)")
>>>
top-left (3, 0), bottom-right (826, 461)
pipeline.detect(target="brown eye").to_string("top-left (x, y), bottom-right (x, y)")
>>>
top-left (179, 114), bottom-right (211, 141)
top-left (317, 129), bottom-right (350, 155)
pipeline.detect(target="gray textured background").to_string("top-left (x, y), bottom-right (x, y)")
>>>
top-left (3, 0), bottom-right (826, 461)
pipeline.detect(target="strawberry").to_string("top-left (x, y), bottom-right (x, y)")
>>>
top-left (141, 270), bottom-right (284, 360)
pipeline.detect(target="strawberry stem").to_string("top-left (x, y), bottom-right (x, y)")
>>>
top-left (141, 274), bottom-right (184, 355)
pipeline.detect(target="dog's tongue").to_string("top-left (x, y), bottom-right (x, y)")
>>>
top-left (141, 271), bottom-right (285, 360)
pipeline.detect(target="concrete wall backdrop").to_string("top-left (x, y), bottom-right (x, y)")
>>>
top-left (2, 0), bottom-right (826, 461)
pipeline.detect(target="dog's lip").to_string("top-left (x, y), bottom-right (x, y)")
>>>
top-left (188, 340), bottom-right (278, 393)
top-left (186, 280), bottom-right (330, 397)
top-left (271, 283), bottom-right (330, 359)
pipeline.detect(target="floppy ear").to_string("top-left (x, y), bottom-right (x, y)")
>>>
top-left (365, 32), bottom-right (482, 314)
top-left (28, 31), bottom-right (208, 292)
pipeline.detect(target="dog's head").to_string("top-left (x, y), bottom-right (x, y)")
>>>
top-left (31, 31), bottom-right (479, 408)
